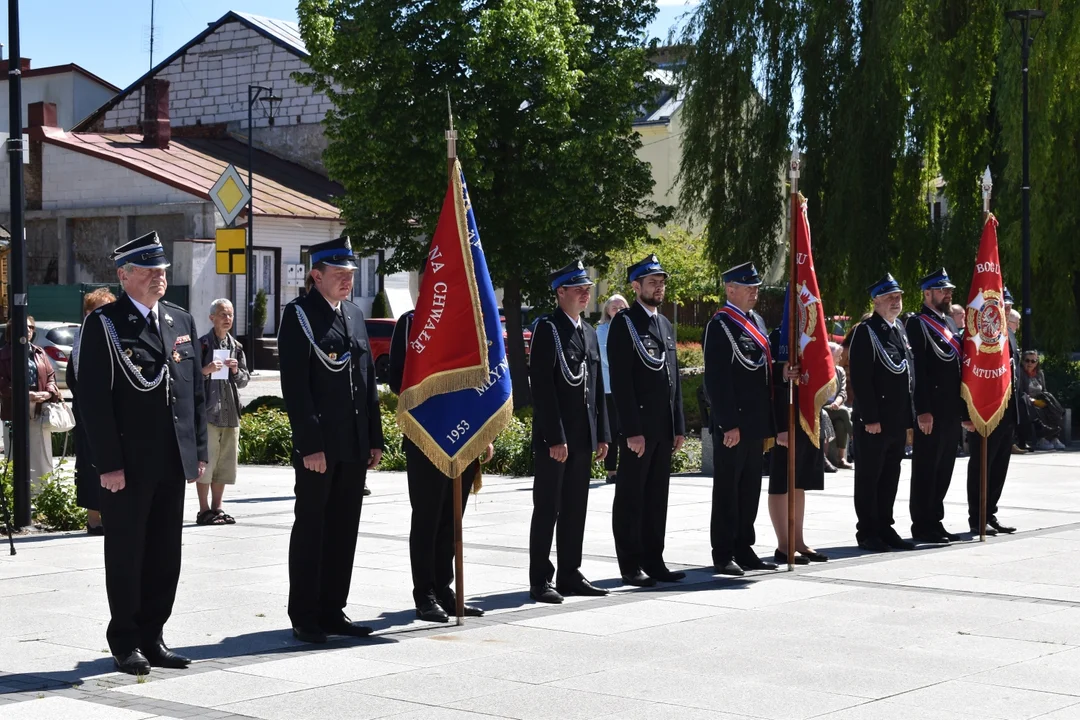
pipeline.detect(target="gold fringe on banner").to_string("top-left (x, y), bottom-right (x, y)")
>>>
top-left (962, 382), bottom-right (1011, 438)
top-left (397, 160), bottom-right (490, 414)
top-left (800, 376), bottom-right (838, 449)
top-left (398, 396), bottom-right (515, 480)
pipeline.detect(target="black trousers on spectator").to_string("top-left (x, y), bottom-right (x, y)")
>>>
top-left (288, 458), bottom-right (366, 629)
top-left (910, 414), bottom-right (961, 535)
top-left (529, 447), bottom-right (593, 587)
top-left (612, 436), bottom-right (672, 577)
top-left (100, 440), bottom-right (185, 656)
top-left (711, 436), bottom-right (764, 567)
top-left (603, 395), bottom-right (619, 472)
top-left (405, 439), bottom-right (476, 606)
top-left (853, 425), bottom-right (907, 541)
top-left (967, 413), bottom-right (1014, 525)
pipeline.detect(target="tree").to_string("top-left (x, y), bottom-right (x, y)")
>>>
top-left (297, 0), bottom-right (670, 405)
top-left (599, 226), bottom-right (720, 310)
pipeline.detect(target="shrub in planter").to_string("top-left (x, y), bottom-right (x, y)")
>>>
top-left (379, 389), bottom-right (398, 414)
top-left (676, 342), bottom-right (704, 369)
top-left (239, 408), bottom-right (293, 465)
top-left (379, 405), bottom-right (407, 471)
top-left (488, 415), bottom-right (534, 477)
top-left (242, 395), bottom-right (287, 415)
top-left (672, 436), bottom-right (702, 473)
top-left (34, 468), bottom-right (86, 531)
top-left (675, 324), bottom-right (706, 345)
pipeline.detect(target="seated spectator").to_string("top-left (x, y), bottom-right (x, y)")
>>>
top-left (1020, 351), bottom-right (1066, 451)
top-left (825, 342), bottom-right (853, 469)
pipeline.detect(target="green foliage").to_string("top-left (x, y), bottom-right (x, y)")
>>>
top-left (238, 408), bottom-right (293, 465)
top-left (1039, 355), bottom-right (1080, 415)
top-left (241, 395), bottom-right (287, 415)
top-left (378, 389), bottom-right (398, 415)
top-left (676, 343), bottom-right (704, 369)
top-left (680, 372), bottom-right (704, 434)
top-left (33, 470), bottom-right (86, 531)
top-left (488, 415), bottom-right (535, 477)
top-left (371, 291), bottom-right (391, 319)
top-left (379, 406), bottom-right (406, 471)
top-left (675, 324), bottom-right (706, 345)
top-left (50, 431), bottom-right (73, 458)
top-left (671, 436), bottom-right (702, 474)
top-left (0, 461), bottom-right (14, 520)
top-left (601, 227), bottom-right (719, 306)
top-left (253, 289), bottom-right (268, 331)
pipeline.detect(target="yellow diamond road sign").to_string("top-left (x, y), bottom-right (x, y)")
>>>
top-left (216, 229), bottom-right (247, 275)
top-left (209, 164), bottom-right (251, 226)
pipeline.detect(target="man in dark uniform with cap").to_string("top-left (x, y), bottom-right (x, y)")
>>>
top-left (528, 261), bottom-right (610, 604)
top-left (704, 262), bottom-right (778, 576)
top-left (907, 268), bottom-right (964, 543)
top-left (389, 296), bottom-right (489, 623)
top-left (278, 236), bottom-right (384, 643)
top-left (76, 232), bottom-right (207, 674)
top-left (964, 286), bottom-right (1019, 536)
top-left (849, 273), bottom-right (915, 552)
top-left (608, 254), bottom-right (686, 587)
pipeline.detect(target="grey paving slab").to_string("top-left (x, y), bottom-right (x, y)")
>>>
top-left (113, 670), bottom-right (312, 705)
top-left (217, 687), bottom-right (420, 720)
top-left (0, 696), bottom-right (154, 719)
top-left (888, 679), bottom-right (1080, 719)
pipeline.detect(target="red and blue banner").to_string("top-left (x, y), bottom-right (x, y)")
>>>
top-left (398, 160), bottom-right (513, 477)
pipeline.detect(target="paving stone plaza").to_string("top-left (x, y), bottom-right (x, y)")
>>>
top-left (2, 451), bottom-right (1080, 720)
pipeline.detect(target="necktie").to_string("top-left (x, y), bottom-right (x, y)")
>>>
top-left (147, 310), bottom-right (161, 340)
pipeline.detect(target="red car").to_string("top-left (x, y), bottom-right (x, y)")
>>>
top-left (365, 318), bottom-right (396, 382)
top-left (501, 316), bottom-right (532, 359)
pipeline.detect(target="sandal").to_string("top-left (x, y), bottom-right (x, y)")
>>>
top-left (196, 509), bottom-right (228, 526)
top-left (218, 511), bottom-right (236, 525)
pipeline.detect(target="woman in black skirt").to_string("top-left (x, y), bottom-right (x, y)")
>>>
top-left (767, 328), bottom-right (828, 565)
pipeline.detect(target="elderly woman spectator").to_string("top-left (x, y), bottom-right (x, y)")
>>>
top-left (1019, 351), bottom-right (1067, 451)
top-left (595, 293), bottom-right (628, 483)
top-left (68, 288), bottom-right (117, 534)
top-left (825, 342), bottom-right (853, 469)
top-left (951, 304), bottom-right (966, 331)
top-left (0, 315), bottom-right (62, 493)
top-left (195, 299), bottom-right (250, 525)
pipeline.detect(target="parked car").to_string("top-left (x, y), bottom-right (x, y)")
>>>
top-left (365, 318), bottom-right (396, 383)
top-left (6, 321), bottom-right (80, 390)
top-left (500, 316), bottom-right (533, 359)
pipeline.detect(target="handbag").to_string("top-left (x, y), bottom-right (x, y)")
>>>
top-left (40, 399), bottom-right (76, 433)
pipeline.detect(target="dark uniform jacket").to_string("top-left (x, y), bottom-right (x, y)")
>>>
top-left (529, 311), bottom-right (610, 452)
top-left (906, 306), bottom-right (962, 420)
top-left (703, 307), bottom-right (773, 439)
top-left (849, 313), bottom-right (915, 431)
top-left (76, 295), bottom-right (207, 479)
top-left (607, 302), bottom-right (685, 440)
top-left (278, 289), bottom-right (383, 465)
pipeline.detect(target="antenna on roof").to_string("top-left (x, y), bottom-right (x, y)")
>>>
top-left (149, 0), bottom-right (156, 71)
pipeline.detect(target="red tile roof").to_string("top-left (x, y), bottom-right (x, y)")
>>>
top-left (37, 127), bottom-right (342, 220)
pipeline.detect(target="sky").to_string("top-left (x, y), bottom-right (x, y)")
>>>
top-left (1, 0), bottom-right (699, 91)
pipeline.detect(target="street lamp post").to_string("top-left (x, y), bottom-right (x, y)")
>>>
top-left (246, 85), bottom-right (280, 372)
top-left (1005, 8), bottom-right (1047, 352)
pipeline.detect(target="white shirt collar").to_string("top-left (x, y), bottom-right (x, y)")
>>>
top-left (637, 300), bottom-right (658, 317)
top-left (129, 297), bottom-right (159, 320)
top-left (323, 294), bottom-right (341, 313)
top-left (562, 310), bottom-right (582, 328)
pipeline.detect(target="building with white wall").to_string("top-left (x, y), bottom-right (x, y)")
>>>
top-left (0, 58), bottom-right (119, 133)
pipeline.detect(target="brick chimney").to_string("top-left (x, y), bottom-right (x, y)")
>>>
top-left (26, 101), bottom-right (57, 211)
top-left (143, 79), bottom-right (171, 149)
top-left (0, 58), bottom-right (31, 74)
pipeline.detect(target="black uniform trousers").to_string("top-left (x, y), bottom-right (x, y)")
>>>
top-left (966, 413), bottom-right (1015, 525)
top-left (603, 394), bottom-right (619, 472)
top-left (529, 447), bottom-right (593, 587)
top-left (853, 425), bottom-right (907, 541)
top-left (405, 439), bottom-right (476, 606)
top-left (711, 437), bottom-right (764, 567)
top-left (288, 458), bottom-right (366, 629)
top-left (100, 438), bottom-right (185, 656)
top-left (910, 417), bottom-right (961, 535)
top-left (612, 437), bottom-right (672, 577)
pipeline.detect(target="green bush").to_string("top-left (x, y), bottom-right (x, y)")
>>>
top-left (672, 437), bottom-right (702, 473)
top-left (488, 415), bottom-right (534, 477)
top-left (0, 461), bottom-right (14, 520)
top-left (1040, 355), bottom-right (1080, 414)
top-left (242, 395), bottom-right (287, 415)
top-left (33, 469), bottom-right (86, 531)
top-left (253, 288), bottom-right (268, 331)
top-left (379, 389), bottom-right (398, 414)
top-left (239, 408), bottom-right (293, 465)
top-left (675, 324), bottom-right (706, 345)
top-left (676, 342), bottom-right (704, 369)
top-left (371, 290), bottom-right (391, 319)
top-left (379, 405), bottom-right (406, 471)
top-left (51, 431), bottom-right (74, 458)
top-left (680, 372), bottom-right (705, 434)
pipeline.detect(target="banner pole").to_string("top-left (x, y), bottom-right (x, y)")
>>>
top-left (979, 168), bottom-right (992, 543)
top-left (786, 151), bottom-right (800, 571)
top-left (447, 95), bottom-right (466, 624)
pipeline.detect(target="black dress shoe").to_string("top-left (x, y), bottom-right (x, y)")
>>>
top-left (938, 525), bottom-right (963, 542)
top-left (416, 596), bottom-right (450, 622)
top-left (621, 571), bottom-right (657, 587)
top-left (144, 642), bottom-right (190, 669)
top-left (645, 567), bottom-right (686, 582)
top-left (774, 550), bottom-right (810, 565)
top-left (113, 649), bottom-right (151, 675)
top-left (86, 524), bottom-right (105, 536)
top-left (969, 523), bottom-right (997, 536)
top-left (363, 484), bottom-right (372, 496)
top-left (857, 536), bottom-right (891, 552)
top-left (881, 532), bottom-right (915, 550)
top-left (292, 626), bottom-right (328, 644)
top-left (322, 615), bottom-right (374, 637)
top-left (988, 517), bottom-right (1016, 534)
top-left (799, 549), bottom-right (829, 562)
top-left (715, 560), bottom-right (744, 576)
top-left (556, 578), bottom-right (609, 597)
top-left (530, 583), bottom-right (564, 603)
top-left (912, 531), bottom-right (949, 544)
top-left (738, 556), bottom-right (779, 571)
top-left (436, 590), bottom-right (485, 617)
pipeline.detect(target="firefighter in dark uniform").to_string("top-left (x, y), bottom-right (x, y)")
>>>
top-left (964, 286), bottom-right (1020, 536)
top-left (704, 262), bottom-right (778, 576)
top-left (608, 255), bottom-right (686, 587)
top-left (907, 268), bottom-right (964, 543)
top-left (278, 236), bottom-right (384, 643)
top-left (528, 261), bottom-right (611, 604)
top-left (75, 232), bottom-right (207, 675)
top-left (388, 304), bottom-right (489, 624)
top-left (849, 273), bottom-right (916, 552)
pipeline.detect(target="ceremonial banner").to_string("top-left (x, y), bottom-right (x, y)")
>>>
top-left (778, 194), bottom-right (836, 446)
top-left (961, 214), bottom-right (1011, 436)
top-left (398, 160), bottom-right (513, 477)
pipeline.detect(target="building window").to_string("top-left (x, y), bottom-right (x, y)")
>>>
top-left (366, 256), bottom-right (378, 298)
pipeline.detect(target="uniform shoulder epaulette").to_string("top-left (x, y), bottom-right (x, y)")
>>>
top-left (161, 299), bottom-right (184, 309)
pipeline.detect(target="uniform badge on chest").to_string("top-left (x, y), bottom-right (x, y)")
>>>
top-left (329, 352), bottom-right (338, 361)
top-left (172, 350), bottom-right (181, 363)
